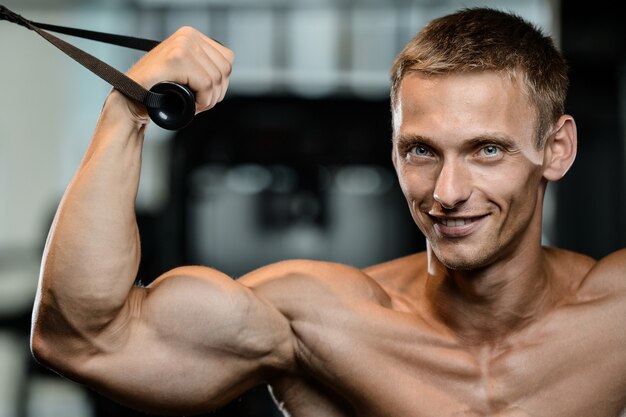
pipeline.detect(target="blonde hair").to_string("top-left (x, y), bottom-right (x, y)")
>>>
top-left (390, 7), bottom-right (568, 148)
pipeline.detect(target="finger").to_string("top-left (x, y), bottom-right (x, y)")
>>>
top-left (126, 27), bottom-right (232, 113)
top-left (217, 75), bottom-right (230, 104)
top-left (201, 44), bottom-right (233, 108)
top-left (167, 28), bottom-right (232, 111)
top-left (171, 27), bottom-right (234, 78)
top-left (193, 35), bottom-right (234, 103)
top-left (195, 31), bottom-right (235, 67)
top-left (157, 34), bottom-right (220, 110)
top-left (185, 41), bottom-right (230, 110)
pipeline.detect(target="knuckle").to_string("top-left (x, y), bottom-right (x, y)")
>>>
top-left (165, 45), bottom-right (189, 64)
top-left (222, 60), bottom-right (233, 77)
top-left (200, 76), bottom-right (214, 91)
top-left (198, 94), bottom-right (213, 110)
top-left (224, 48), bottom-right (235, 62)
top-left (169, 27), bottom-right (199, 50)
top-left (171, 34), bottom-right (193, 49)
top-left (175, 25), bottom-right (197, 37)
top-left (213, 69), bottom-right (224, 84)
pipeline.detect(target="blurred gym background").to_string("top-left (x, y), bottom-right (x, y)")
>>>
top-left (0, 0), bottom-right (624, 416)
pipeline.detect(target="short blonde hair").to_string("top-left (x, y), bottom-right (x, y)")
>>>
top-left (390, 7), bottom-right (568, 148)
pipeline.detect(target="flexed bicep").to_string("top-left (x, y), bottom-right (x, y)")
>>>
top-left (75, 266), bottom-right (295, 415)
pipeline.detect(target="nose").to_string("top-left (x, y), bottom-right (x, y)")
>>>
top-left (433, 159), bottom-right (471, 209)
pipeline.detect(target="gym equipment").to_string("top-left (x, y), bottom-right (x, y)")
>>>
top-left (0, 4), bottom-right (197, 130)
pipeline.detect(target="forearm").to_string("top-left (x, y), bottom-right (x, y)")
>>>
top-left (35, 91), bottom-right (147, 335)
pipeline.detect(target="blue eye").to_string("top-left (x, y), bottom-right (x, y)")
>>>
top-left (412, 146), bottom-right (431, 156)
top-left (481, 145), bottom-right (499, 156)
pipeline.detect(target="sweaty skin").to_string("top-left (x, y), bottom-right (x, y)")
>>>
top-left (30, 28), bottom-right (626, 417)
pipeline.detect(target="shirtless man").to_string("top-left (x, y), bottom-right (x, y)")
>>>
top-left (30, 7), bottom-right (626, 417)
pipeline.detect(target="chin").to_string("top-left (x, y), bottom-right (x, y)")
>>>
top-left (431, 243), bottom-right (496, 271)
top-left (438, 257), bottom-right (487, 271)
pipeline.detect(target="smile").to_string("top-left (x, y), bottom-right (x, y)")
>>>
top-left (439, 218), bottom-right (478, 227)
top-left (432, 215), bottom-right (488, 237)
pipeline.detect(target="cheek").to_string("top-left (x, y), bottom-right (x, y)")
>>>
top-left (397, 166), bottom-right (435, 204)
top-left (475, 162), bottom-right (542, 213)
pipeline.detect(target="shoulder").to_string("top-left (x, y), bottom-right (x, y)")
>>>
top-left (543, 246), bottom-right (596, 281)
top-left (545, 246), bottom-right (626, 301)
top-left (361, 252), bottom-right (428, 296)
top-left (238, 259), bottom-right (393, 316)
top-left (362, 252), bottom-right (427, 280)
top-left (577, 248), bottom-right (626, 300)
top-left (592, 247), bottom-right (626, 273)
top-left (542, 245), bottom-right (625, 298)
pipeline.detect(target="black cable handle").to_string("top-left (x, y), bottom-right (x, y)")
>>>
top-left (0, 4), bottom-right (196, 130)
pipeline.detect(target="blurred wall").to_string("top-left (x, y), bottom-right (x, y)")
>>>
top-left (0, 0), bottom-right (556, 254)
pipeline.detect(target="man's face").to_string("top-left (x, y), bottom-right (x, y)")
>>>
top-left (392, 72), bottom-right (548, 270)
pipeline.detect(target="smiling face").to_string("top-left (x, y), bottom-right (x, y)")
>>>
top-left (392, 71), bottom-right (550, 270)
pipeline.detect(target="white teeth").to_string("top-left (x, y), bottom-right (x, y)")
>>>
top-left (441, 218), bottom-right (472, 227)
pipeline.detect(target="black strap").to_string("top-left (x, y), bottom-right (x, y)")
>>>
top-left (0, 4), bottom-right (196, 127)
top-left (0, 4), bottom-right (165, 107)
top-left (32, 21), bottom-right (160, 52)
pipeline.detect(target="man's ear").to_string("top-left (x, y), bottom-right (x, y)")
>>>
top-left (542, 115), bottom-right (577, 181)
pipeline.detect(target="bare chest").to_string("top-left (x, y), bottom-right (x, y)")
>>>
top-left (274, 301), bottom-right (626, 417)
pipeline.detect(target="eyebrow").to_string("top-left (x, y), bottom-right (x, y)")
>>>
top-left (395, 133), bottom-right (519, 151)
top-left (464, 135), bottom-right (518, 150)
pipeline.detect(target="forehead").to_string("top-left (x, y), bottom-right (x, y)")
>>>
top-left (395, 71), bottom-right (536, 147)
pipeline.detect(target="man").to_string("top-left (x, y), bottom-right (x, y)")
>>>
top-left (30, 7), bottom-right (626, 417)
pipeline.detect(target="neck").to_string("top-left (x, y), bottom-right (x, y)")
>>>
top-left (425, 238), bottom-right (554, 346)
